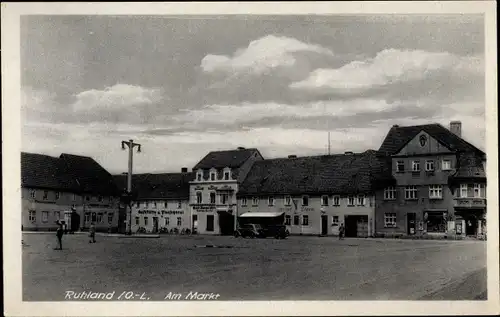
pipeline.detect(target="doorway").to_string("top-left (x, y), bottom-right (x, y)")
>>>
top-left (345, 215), bottom-right (369, 237)
top-left (218, 211), bottom-right (234, 235)
top-left (192, 214), bottom-right (198, 233)
top-left (321, 215), bottom-right (328, 236)
top-left (407, 212), bottom-right (416, 235)
top-left (152, 217), bottom-right (159, 233)
top-left (206, 215), bottom-right (214, 232)
top-left (465, 216), bottom-right (478, 236)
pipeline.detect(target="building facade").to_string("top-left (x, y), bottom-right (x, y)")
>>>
top-left (189, 147), bottom-right (264, 235)
top-left (237, 151), bottom-right (383, 237)
top-left (375, 122), bottom-right (486, 238)
top-left (21, 152), bottom-right (120, 232)
top-left (113, 170), bottom-right (194, 234)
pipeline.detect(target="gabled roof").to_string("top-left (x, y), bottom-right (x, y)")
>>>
top-left (238, 150), bottom-right (389, 196)
top-left (193, 148), bottom-right (262, 170)
top-left (113, 172), bottom-right (195, 200)
top-left (378, 124), bottom-right (485, 156)
top-left (21, 152), bottom-right (118, 195)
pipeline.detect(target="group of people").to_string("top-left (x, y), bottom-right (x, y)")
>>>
top-left (54, 220), bottom-right (96, 250)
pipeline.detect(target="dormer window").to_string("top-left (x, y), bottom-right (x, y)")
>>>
top-left (210, 169), bottom-right (217, 181)
top-left (197, 170), bottom-right (203, 181)
top-left (223, 168), bottom-right (231, 180)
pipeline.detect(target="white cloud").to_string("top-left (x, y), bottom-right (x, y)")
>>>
top-left (72, 84), bottom-right (164, 112)
top-left (290, 49), bottom-right (483, 91)
top-left (200, 35), bottom-right (334, 75)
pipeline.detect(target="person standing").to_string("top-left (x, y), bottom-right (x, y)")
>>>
top-left (55, 221), bottom-right (64, 250)
top-left (89, 223), bottom-right (96, 243)
top-left (339, 223), bottom-right (345, 240)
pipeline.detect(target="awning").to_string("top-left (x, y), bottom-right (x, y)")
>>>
top-left (239, 212), bottom-right (284, 218)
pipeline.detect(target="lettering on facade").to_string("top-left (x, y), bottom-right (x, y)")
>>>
top-left (301, 207), bottom-right (315, 212)
top-left (192, 204), bottom-right (216, 212)
top-left (137, 210), bottom-right (184, 215)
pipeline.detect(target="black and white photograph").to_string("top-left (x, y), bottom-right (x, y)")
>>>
top-left (2, 2), bottom-right (499, 316)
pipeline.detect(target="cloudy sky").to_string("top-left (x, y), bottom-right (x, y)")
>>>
top-left (21, 14), bottom-right (485, 174)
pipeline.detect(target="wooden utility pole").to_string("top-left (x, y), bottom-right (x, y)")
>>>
top-left (121, 139), bottom-right (141, 235)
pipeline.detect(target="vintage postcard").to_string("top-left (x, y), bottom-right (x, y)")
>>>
top-left (2, 1), bottom-right (499, 316)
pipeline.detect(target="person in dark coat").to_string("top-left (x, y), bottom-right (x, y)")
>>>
top-left (89, 223), bottom-right (96, 243)
top-left (55, 221), bottom-right (64, 250)
top-left (338, 223), bottom-right (345, 240)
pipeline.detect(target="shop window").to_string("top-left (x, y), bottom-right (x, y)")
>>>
top-left (384, 213), bottom-right (396, 227)
top-left (426, 212), bottom-right (446, 233)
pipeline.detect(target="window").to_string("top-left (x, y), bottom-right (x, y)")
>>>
top-left (396, 160), bottom-right (405, 172)
top-left (43, 190), bottom-right (48, 200)
top-left (333, 196), bottom-right (340, 206)
top-left (412, 160), bottom-right (420, 171)
top-left (429, 185), bottom-right (443, 199)
top-left (29, 211), bottom-right (36, 222)
top-left (426, 211), bottom-right (446, 233)
top-left (97, 213), bottom-right (103, 223)
top-left (91, 212), bottom-right (97, 222)
top-left (332, 216), bottom-right (339, 226)
top-left (224, 172), bottom-right (230, 180)
top-left (474, 184), bottom-right (485, 198)
top-left (442, 160), bottom-right (451, 170)
top-left (252, 197), bottom-right (259, 206)
top-left (425, 160), bottom-right (435, 171)
top-left (177, 201), bottom-right (182, 209)
top-left (302, 215), bottom-right (309, 226)
top-left (293, 215), bottom-right (300, 226)
top-left (152, 201), bottom-right (157, 208)
top-left (321, 195), bottom-right (329, 206)
top-left (196, 192), bottom-right (203, 204)
top-left (144, 217), bottom-right (148, 226)
top-left (268, 196), bottom-right (275, 206)
top-left (85, 213), bottom-right (90, 223)
top-left (384, 187), bottom-right (396, 200)
top-left (42, 211), bottom-right (48, 223)
top-left (460, 184), bottom-right (468, 198)
top-left (209, 192), bottom-right (216, 204)
top-left (285, 215), bottom-right (291, 225)
top-left (108, 213), bottom-right (113, 224)
top-left (302, 195), bottom-right (309, 206)
top-left (384, 213), bottom-right (397, 227)
top-left (144, 201), bottom-right (149, 208)
top-left (165, 217), bottom-right (170, 226)
top-left (164, 201), bottom-right (168, 208)
top-left (405, 186), bottom-right (418, 200)
top-left (177, 217), bottom-right (182, 226)
top-left (241, 198), bottom-right (247, 206)
top-left (210, 172), bottom-right (216, 181)
top-left (30, 190), bottom-right (36, 199)
top-left (98, 196), bottom-right (103, 202)
top-left (136, 201), bottom-right (140, 208)
top-left (55, 192), bottom-right (60, 200)
top-left (284, 196), bottom-right (291, 206)
top-left (357, 195), bottom-right (365, 206)
top-left (135, 217), bottom-right (140, 225)
top-left (54, 211), bottom-right (60, 220)
top-left (347, 196), bottom-right (355, 206)
top-left (220, 194), bottom-right (228, 205)
top-left (197, 172), bottom-right (202, 181)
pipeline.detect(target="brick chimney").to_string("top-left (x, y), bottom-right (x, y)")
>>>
top-left (181, 167), bottom-right (188, 173)
top-left (450, 121), bottom-right (462, 138)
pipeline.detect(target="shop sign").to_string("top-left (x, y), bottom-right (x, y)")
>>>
top-left (192, 204), bottom-right (216, 212)
top-left (301, 207), bottom-right (314, 212)
top-left (137, 210), bottom-right (160, 215)
top-left (161, 210), bottom-right (184, 215)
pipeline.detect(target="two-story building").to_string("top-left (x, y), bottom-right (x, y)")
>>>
top-left (190, 147), bottom-right (264, 235)
top-left (21, 152), bottom-right (120, 232)
top-left (237, 150), bottom-right (385, 237)
top-left (113, 169), bottom-right (194, 234)
top-left (375, 121), bottom-right (486, 238)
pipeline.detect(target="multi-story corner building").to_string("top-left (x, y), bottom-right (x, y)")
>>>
top-left (21, 152), bottom-right (120, 232)
top-left (189, 147), bottom-right (264, 235)
top-left (375, 121), bottom-right (486, 238)
top-left (113, 169), bottom-right (194, 234)
top-left (237, 150), bottom-right (385, 237)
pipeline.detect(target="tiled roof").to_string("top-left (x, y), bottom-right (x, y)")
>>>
top-left (113, 172), bottom-right (195, 200)
top-left (238, 150), bottom-right (389, 196)
top-left (21, 152), bottom-right (118, 195)
top-left (452, 152), bottom-right (486, 179)
top-left (193, 148), bottom-right (262, 170)
top-left (378, 124), bottom-right (485, 156)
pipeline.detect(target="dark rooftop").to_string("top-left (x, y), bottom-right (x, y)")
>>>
top-left (113, 172), bottom-right (195, 200)
top-left (193, 148), bottom-right (263, 170)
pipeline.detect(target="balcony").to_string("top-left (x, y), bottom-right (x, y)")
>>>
top-left (454, 198), bottom-right (486, 209)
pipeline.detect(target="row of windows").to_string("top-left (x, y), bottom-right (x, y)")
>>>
top-left (84, 212), bottom-right (113, 224)
top-left (135, 200), bottom-right (183, 209)
top-left (27, 211), bottom-right (113, 224)
top-left (396, 159), bottom-right (452, 173)
top-left (383, 212), bottom-right (447, 232)
top-left (28, 190), bottom-right (112, 203)
top-left (195, 192), bottom-right (230, 204)
top-left (196, 169), bottom-right (232, 182)
top-left (135, 216), bottom-right (182, 227)
top-left (383, 184), bottom-right (486, 200)
top-left (240, 195), bottom-right (367, 207)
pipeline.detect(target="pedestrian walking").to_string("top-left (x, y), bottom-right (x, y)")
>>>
top-left (339, 223), bottom-right (345, 240)
top-left (55, 221), bottom-right (64, 250)
top-left (89, 223), bottom-right (96, 243)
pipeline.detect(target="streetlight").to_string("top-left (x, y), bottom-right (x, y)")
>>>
top-left (122, 139), bottom-right (141, 235)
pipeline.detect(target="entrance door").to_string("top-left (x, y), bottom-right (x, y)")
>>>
top-left (152, 217), bottom-right (159, 233)
top-left (206, 215), bottom-right (214, 232)
top-left (407, 213), bottom-right (416, 235)
top-left (321, 215), bottom-right (328, 236)
top-left (345, 216), bottom-right (357, 237)
top-left (465, 217), bottom-right (478, 236)
top-left (218, 212), bottom-right (234, 235)
top-left (192, 215), bottom-right (198, 233)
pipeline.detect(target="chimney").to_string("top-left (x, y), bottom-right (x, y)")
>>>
top-left (344, 151), bottom-right (354, 155)
top-left (450, 121), bottom-right (462, 138)
top-left (392, 124), bottom-right (399, 128)
top-left (181, 167), bottom-right (188, 173)
top-left (237, 146), bottom-right (245, 150)
top-left (288, 155), bottom-right (297, 159)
